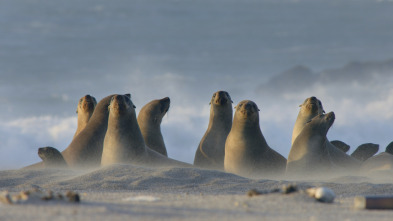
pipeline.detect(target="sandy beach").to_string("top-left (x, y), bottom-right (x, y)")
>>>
top-left (0, 165), bottom-right (393, 220)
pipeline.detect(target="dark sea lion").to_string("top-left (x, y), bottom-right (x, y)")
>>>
top-left (137, 97), bottom-right (170, 156)
top-left (38, 146), bottom-right (67, 168)
top-left (73, 94), bottom-right (97, 138)
top-left (101, 94), bottom-right (191, 167)
top-left (61, 94), bottom-right (121, 168)
top-left (330, 140), bottom-right (350, 153)
top-left (286, 112), bottom-right (361, 178)
top-left (385, 141), bottom-right (393, 155)
top-left (194, 91), bottom-right (233, 170)
top-left (350, 143), bottom-right (379, 162)
top-left (224, 100), bottom-right (286, 178)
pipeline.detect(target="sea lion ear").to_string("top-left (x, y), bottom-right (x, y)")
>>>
top-left (76, 109), bottom-right (78, 114)
top-left (209, 101), bottom-right (211, 105)
top-left (124, 93), bottom-right (131, 99)
top-left (133, 104), bottom-right (136, 108)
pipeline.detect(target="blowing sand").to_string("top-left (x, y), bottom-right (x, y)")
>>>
top-left (1, 165), bottom-right (393, 220)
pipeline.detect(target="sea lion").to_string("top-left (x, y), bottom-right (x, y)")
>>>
top-left (22, 94), bottom-right (99, 170)
top-left (137, 97), bottom-right (170, 156)
top-left (291, 97), bottom-right (353, 160)
top-left (286, 112), bottom-right (361, 178)
top-left (224, 100), bottom-right (286, 178)
top-left (73, 94), bottom-right (97, 138)
top-left (61, 94), bottom-right (121, 168)
top-left (291, 96), bottom-right (325, 145)
top-left (350, 143), bottom-right (379, 162)
top-left (194, 91), bottom-right (233, 170)
top-left (101, 94), bottom-right (191, 167)
top-left (360, 152), bottom-right (393, 175)
top-left (38, 146), bottom-right (67, 168)
top-left (385, 141), bottom-right (393, 155)
top-left (330, 140), bottom-right (350, 153)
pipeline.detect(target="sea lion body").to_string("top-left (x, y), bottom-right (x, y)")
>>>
top-left (137, 97), bottom-right (170, 156)
top-left (286, 112), bottom-right (361, 178)
top-left (224, 100), bottom-right (286, 178)
top-left (73, 95), bottom-right (97, 138)
top-left (194, 91), bottom-right (233, 170)
top-left (61, 94), bottom-right (118, 168)
top-left (38, 146), bottom-right (67, 168)
top-left (360, 152), bottom-right (393, 174)
top-left (101, 94), bottom-right (191, 168)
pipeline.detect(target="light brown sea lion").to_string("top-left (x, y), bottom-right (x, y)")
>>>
top-left (137, 97), bottom-right (170, 156)
top-left (61, 94), bottom-right (121, 168)
top-left (291, 97), bottom-right (353, 160)
top-left (360, 152), bottom-right (393, 174)
top-left (291, 96), bottom-right (325, 145)
top-left (73, 95), bottom-right (97, 138)
top-left (101, 94), bottom-right (191, 167)
top-left (194, 91), bottom-right (233, 170)
top-left (38, 146), bottom-right (67, 168)
top-left (286, 112), bottom-right (361, 178)
top-left (351, 143), bottom-right (379, 162)
top-left (23, 94), bottom-right (99, 170)
top-left (224, 100), bottom-right (286, 178)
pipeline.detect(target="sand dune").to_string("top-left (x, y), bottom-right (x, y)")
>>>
top-left (1, 165), bottom-right (393, 220)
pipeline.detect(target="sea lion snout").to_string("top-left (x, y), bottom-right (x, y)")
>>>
top-left (213, 91), bottom-right (232, 105)
top-left (159, 97), bottom-right (170, 113)
top-left (325, 112), bottom-right (335, 127)
top-left (237, 100), bottom-right (259, 117)
top-left (109, 95), bottom-right (131, 112)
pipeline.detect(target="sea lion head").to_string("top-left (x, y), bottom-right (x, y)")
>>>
top-left (307, 111), bottom-right (335, 136)
top-left (299, 96), bottom-right (325, 116)
top-left (76, 94), bottom-right (97, 114)
top-left (38, 146), bottom-right (63, 162)
top-left (210, 91), bottom-right (233, 106)
top-left (108, 94), bottom-right (135, 116)
top-left (138, 97), bottom-right (171, 125)
top-left (234, 100), bottom-right (260, 122)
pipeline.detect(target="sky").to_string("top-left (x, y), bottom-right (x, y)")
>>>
top-left (1, 0), bottom-right (393, 169)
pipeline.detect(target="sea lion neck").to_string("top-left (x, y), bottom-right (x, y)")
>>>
top-left (208, 102), bottom-right (233, 131)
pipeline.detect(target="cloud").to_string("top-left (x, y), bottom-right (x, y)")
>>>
top-left (0, 116), bottom-right (76, 168)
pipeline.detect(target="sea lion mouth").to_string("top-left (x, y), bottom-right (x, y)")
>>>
top-left (215, 97), bottom-right (228, 105)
